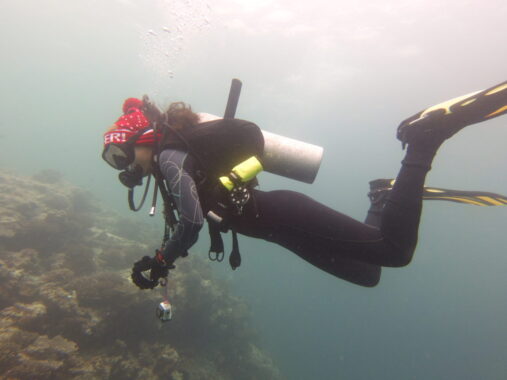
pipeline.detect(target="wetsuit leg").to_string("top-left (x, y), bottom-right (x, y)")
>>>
top-left (364, 202), bottom-right (384, 227)
top-left (231, 143), bottom-right (438, 286)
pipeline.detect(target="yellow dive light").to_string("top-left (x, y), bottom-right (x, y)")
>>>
top-left (219, 156), bottom-right (263, 190)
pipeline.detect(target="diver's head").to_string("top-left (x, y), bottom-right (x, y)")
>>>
top-left (115, 146), bottom-right (154, 189)
top-left (102, 97), bottom-right (157, 171)
top-left (102, 98), bottom-right (199, 171)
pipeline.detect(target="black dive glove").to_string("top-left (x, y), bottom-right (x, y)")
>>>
top-left (131, 251), bottom-right (174, 290)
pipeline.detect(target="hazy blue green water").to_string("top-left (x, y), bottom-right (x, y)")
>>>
top-left (2, 0), bottom-right (507, 379)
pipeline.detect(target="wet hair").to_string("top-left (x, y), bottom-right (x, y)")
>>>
top-left (163, 102), bottom-right (200, 130)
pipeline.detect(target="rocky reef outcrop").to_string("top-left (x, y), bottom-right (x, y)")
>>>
top-left (0, 169), bottom-right (282, 380)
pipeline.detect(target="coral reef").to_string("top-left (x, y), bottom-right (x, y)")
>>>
top-left (0, 170), bottom-right (283, 380)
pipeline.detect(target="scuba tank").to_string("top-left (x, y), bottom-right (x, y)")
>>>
top-left (261, 130), bottom-right (323, 184)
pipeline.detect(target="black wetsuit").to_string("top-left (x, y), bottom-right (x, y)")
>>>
top-left (158, 137), bottom-right (436, 287)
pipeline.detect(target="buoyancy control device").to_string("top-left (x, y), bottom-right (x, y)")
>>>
top-left (128, 79), bottom-right (325, 270)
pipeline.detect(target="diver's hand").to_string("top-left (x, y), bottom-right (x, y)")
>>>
top-left (131, 251), bottom-right (174, 290)
top-left (150, 250), bottom-right (172, 283)
top-left (131, 256), bottom-right (157, 289)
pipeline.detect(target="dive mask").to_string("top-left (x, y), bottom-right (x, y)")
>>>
top-left (102, 127), bottom-right (151, 170)
top-left (102, 142), bottom-right (135, 170)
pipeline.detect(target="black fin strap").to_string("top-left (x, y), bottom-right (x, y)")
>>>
top-left (229, 230), bottom-right (241, 270)
top-left (208, 222), bottom-right (224, 262)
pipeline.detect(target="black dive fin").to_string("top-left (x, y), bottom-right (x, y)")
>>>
top-left (397, 80), bottom-right (507, 146)
top-left (422, 186), bottom-right (507, 206)
top-left (368, 178), bottom-right (507, 206)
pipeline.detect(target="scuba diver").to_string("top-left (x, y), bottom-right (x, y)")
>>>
top-left (102, 80), bottom-right (507, 289)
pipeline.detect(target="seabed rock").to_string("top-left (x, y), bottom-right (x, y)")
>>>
top-left (0, 170), bottom-right (283, 380)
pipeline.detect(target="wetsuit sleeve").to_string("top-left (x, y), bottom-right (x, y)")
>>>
top-left (158, 149), bottom-right (204, 264)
